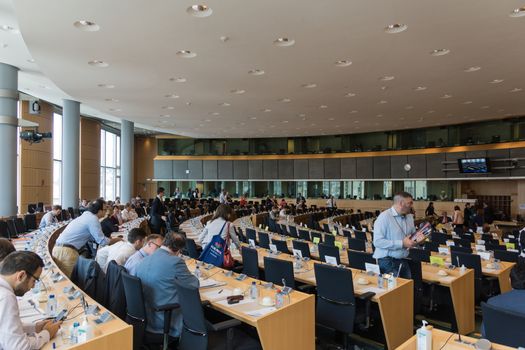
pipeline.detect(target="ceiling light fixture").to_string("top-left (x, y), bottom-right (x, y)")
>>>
top-left (162, 106), bottom-right (175, 110)
top-left (262, 108), bottom-right (272, 112)
top-left (165, 94), bottom-right (180, 98)
top-left (186, 4), bottom-right (213, 17)
top-left (335, 60), bottom-right (352, 67)
top-left (97, 84), bottom-right (115, 88)
top-left (73, 20), bottom-right (100, 31)
top-left (430, 48), bottom-right (450, 56)
top-left (414, 86), bottom-right (427, 91)
top-left (378, 100), bottom-right (387, 104)
top-left (160, 114), bottom-right (171, 118)
top-left (441, 94), bottom-right (453, 99)
top-left (345, 92), bottom-right (356, 97)
top-left (380, 75), bottom-right (395, 81)
top-left (273, 37), bottom-right (295, 47)
top-left (248, 69), bottom-right (265, 75)
top-left (210, 112), bottom-right (220, 116)
top-left (27, 59), bottom-right (35, 63)
top-left (463, 101), bottom-right (473, 105)
top-left (176, 50), bottom-right (197, 58)
top-left (464, 66), bottom-right (481, 72)
top-left (230, 89), bottom-right (246, 94)
top-left (219, 102), bottom-right (230, 106)
top-left (319, 105), bottom-right (328, 109)
top-left (302, 83), bottom-right (317, 88)
top-left (490, 79), bottom-right (504, 84)
top-left (510, 88), bottom-right (522, 92)
top-left (108, 108), bottom-right (121, 112)
top-left (279, 98), bottom-right (291, 103)
top-left (105, 98), bottom-right (119, 102)
top-left (88, 60), bottom-right (109, 67)
top-left (169, 77), bottom-right (187, 82)
top-left (509, 7), bottom-right (525, 17)
top-left (384, 23), bottom-right (408, 34)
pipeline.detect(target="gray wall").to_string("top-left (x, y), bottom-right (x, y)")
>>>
top-left (154, 149), bottom-right (525, 180)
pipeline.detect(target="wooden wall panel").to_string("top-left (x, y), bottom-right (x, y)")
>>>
top-left (80, 118), bottom-right (101, 201)
top-left (20, 100), bottom-right (53, 212)
top-left (134, 136), bottom-right (157, 199)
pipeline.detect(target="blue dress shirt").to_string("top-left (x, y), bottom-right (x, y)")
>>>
top-left (373, 206), bottom-right (416, 260)
top-left (56, 211), bottom-right (109, 250)
top-left (124, 248), bottom-right (147, 276)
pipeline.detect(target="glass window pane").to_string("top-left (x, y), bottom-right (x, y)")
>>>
top-left (105, 168), bottom-right (116, 201)
top-left (106, 132), bottom-right (116, 168)
top-left (100, 167), bottom-right (105, 198)
top-left (100, 130), bottom-right (106, 166)
top-left (415, 181), bottom-right (427, 200)
top-left (352, 181), bottom-right (364, 199)
top-left (116, 136), bottom-right (121, 167)
top-left (383, 181), bottom-right (393, 199)
top-left (53, 113), bottom-right (62, 160)
top-left (53, 161), bottom-right (62, 205)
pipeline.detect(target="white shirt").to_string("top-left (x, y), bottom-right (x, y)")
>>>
top-left (326, 198), bottom-right (336, 208)
top-left (198, 218), bottom-right (240, 249)
top-left (0, 277), bottom-right (50, 350)
top-left (96, 241), bottom-right (137, 272)
top-left (219, 193), bottom-right (227, 204)
top-left (38, 212), bottom-right (56, 229)
top-left (121, 209), bottom-right (137, 222)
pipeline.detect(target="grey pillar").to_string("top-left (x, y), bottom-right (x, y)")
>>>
top-left (0, 64), bottom-right (18, 216)
top-left (120, 119), bottom-right (134, 203)
top-left (62, 99), bottom-right (80, 209)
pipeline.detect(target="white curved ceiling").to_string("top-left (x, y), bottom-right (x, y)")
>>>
top-left (8, 0), bottom-right (525, 138)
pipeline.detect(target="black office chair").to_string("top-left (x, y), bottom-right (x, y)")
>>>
top-left (318, 244), bottom-right (341, 265)
top-left (6, 219), bottom-right (18, 239)
top-left (24, 214), bottom-right (37, 231)
top-left (280, 224), bottom-right (289, 236)
top-left (323, 223), bottom-right (331, 234)
top-left (486, 243), bottom-right (506, 251)
top-left (460, 233), bottom-right (475, 243)
top-left (104, 261), bottom-right (127, 320)
top-left (185, 239), bottom-right (200, 259)
top-left (453, 238), bottom-right (472, 248)
top-left (451, 251), bottom-right (496, 302)
top-left (342, 229), bottom-right (351, 237)
top-left (258, 232), bottom-right (270, 249)
top-left (263, 256), bottom-right (295, 289)
top-left (68, 207), bottom-right (76, 219)
top-left (288, 225), bottom-right (298, 238)
top-left (450, 245), bottom-right (473, 254)
top-left (298, 229), bottom-right (310, 241)
top-left (292, 240), bottom-right (311, 259)
top-left (431, 232), bottom-right (448, 245)
top-left (481, 302), bottom-right (525, 348)
top-left (347, 238), bottom-right (366, 252)
top-left (354, 230), bottom-right (368, 242)
top-left (424, 241), bottom-right (440, 252)
top-left (71, 256), bottom-right (105, 304)
top-left (494, 250), bottom-right (519, 263)
top-left (347, 250), bottom-right (374, 271)
top-left (241, 247), bottom-right (260, 279)
top-left (314, 263), bottom-right (375, 349)
top-left (324, 234), bottom-right (336, 246)
top-left (271, 239), bottom-right (291, 254)
top-left (14, 217), bottom-right (27, 234)
top-left (173, 278), bottom-right (261, 350)
top-left (121, 272), bottom-right (180, 350)
top-left (311, 231), bottom-right (323, 243)
top-left (403, 258), bottom-right (437, 314)
top-left (0, 221), bottom-right (9, 239)
top-left (246, 228), bottom-right (257, 246)
top-left (408, 248), bottom-right (431, 263)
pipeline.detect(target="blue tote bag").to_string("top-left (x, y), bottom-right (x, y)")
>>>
top-left (199, 222), bottom-right (227, 266)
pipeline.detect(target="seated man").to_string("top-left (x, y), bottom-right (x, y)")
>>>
top-left (0, 251), bottom-right (62, 349)
top-left (38, 205), bottom-right (62, 229)
top-left (136, 232), bottom-right (198, 339)
top-left (96, 228), bottom-right (147, 272)
top-left (121, 203), bottom-right (137, 222)
top-left (124, 234), bottom-right (163, 276)
top-left (0, 238), bottom-right (15, 262)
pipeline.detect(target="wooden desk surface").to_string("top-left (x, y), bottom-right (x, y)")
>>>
top-left (396, 328), bottom-right (513, 350)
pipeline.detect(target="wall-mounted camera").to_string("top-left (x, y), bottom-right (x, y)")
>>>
top-left (19, 129), bottom-right (52, 144)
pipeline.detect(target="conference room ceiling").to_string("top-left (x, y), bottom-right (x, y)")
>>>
top-left (5, 0), bottom-right (525, 138)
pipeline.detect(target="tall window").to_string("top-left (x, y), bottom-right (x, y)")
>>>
top-left (52, 113), bottom-right (63, 205)
top-left (404, 181), bottom-right (427, 200)
top-left (383, 181), bottom-right (393, 199)
top-left (100, 129), bottom-right (121, 201)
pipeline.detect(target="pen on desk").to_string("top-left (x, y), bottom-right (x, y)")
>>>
top-left (218, 289), bottom-right (223, 294)
top-left (52, 342), bottom-right (56, 349)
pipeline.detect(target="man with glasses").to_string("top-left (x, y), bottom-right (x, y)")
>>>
top-left (124, 234), bottom-right (163, 276)
top-left (96, 228), bottom-right (148, 272)
top-left (0, 251), bottom-right (62, 349)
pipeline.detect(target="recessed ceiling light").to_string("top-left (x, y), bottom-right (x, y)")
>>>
top-left (319, 105), bottom-right (328, 109)
top-left (509, 7), bottom-right (525, 17)
top-left (282, 120), bottom-right (289, 123)
top-left (108, 108), bottom-right (121, 112)
top-left (405, 105), bottom-right (414, 109)
top-left (350, 110), bottom-right (358, 114)
top-left (88, 60), bottom-right (109, 68)
top-left (274, 37), bottom-right (295, 47)
top-left (464, 66), bottom-right (481, 72)
top-left (219, 36), bottom-right (230, 42)
top-left (176, 50), bottom-right (197, 58)
top-left (279, 98), bottom-right (291, 103)
top-left (105, 98), bottom-right (119, 102)
top-left (345, 92), bottom-right (356, 97)
top-left (186, 5), bottom-right (213, 17)
top-left (481, 105), bottom-right (490, 109)
top-left (384, 23), bottom-right (407, 34)
top-left (298, 113), bottom-right (306, 117)
top-left (73, 20), bottom-right (100, 31)
top-left (510, 88), bottom-right (522, 92)
top-left (160, 114), bottom-right (171, 118)
top-left (414, 86), bottom-right (427, 91)
top-left (250, 116), bottom-right (257, 120)
top-left (186, 102), bottom-right (192, 106)
top-left (262, 108), bottom-right (272, 113)
top-left (328, 118), bottom-right (335, 121)
top-left (376, 114), bottom-right (383, 118)
top-left (441, 94), bottom-right (453, 99)
top-left (219, 102), bottom-right (230, 107)
top-left (162, 106), bottom-right (175, 110)
top-left (209, 112), bottom-right (219, 116)
top-left (169, 77), bottom-right (187, 83)
top-left (0, 25), bottom-right (20, 34)
top-left (463, 101), bottom-right (473, 105)
top-left (231, 89), bottom-right (246, 94)
top-left (430, 48), bottom-right (450, 56)
top-left (427, 110), bottom-right (435, 114)
top-left (380, 75), bottom-right (395, 81)
top-left (97, 84), bottom-right (115, 88)
top-left (378, 100), bottom-right (387, 104)
top-left (302, 83), bottom-right (317, 88)
top-left (335, 60), bottom-right (352, 67)
top-left (248, 69), bottom-right (265, 76)
top-left (204, 119), bottom-right (212, 122)
top-left (165, 94), bottom-right (180, 98)
top-left (490, 79), bottom-right (504, 84)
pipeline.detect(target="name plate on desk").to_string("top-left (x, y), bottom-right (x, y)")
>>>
top-left (438, 247), bottom-right (449, 255)
top-left (325, 256), bottom-right (338, 266)
top-left (365, 263), bottom-right (380, 275)
top-left (430, 256), bottom-right (445, 267)
top-left (478, 252), bottom-right (491, 261)
top-left (292, 249), bottom-right (303, 258)
top-left (313, 237), bottom-right (320, 244)
top-left (506, 242), bottom-right (516, 250)
top-left (446, 241), bottom-right (455, 247)
top-left (476, 240), bottom-right (485, 245)
top-left (475, 244), bottom-right (486, 252)
top-left (334, 242), bottom-right (343, 250)
top-left (269, 244), bottom-right (278, 254)
top-left (249, 239), bottom-right (256, 248)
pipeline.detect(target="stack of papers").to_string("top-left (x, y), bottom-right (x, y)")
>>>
top-left (244, 307), bottom-right (277, 317)
top-left (199, 278), bottom-right (226, 289)
top-left (202, 289), bottom-right (232, 301)
top-left (216, 298), bottom-right (256, 307)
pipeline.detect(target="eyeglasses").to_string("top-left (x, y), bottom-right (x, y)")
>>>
top-left (25, 271), bottom-right (40, 282)
top-left (148, 241), bottom-right (161, 248)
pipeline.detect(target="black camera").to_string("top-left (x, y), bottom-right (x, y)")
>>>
top-left (19, 130), bottom-right (52, 144)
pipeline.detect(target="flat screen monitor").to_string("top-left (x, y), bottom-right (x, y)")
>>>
top-left (458, 158), bottom-right (490, 173)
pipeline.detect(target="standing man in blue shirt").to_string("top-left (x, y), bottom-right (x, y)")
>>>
top-left (373, 192), bottom-right (417, 278)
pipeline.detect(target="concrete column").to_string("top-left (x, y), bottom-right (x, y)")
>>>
top-left (120, 120), bottom-right (134, 203)
top-left (0, 63), bottom-right (18, 216)
top-left (62, 99), bottom-right (80, 209)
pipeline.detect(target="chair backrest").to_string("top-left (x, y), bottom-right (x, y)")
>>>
top-left (271, 239), bottom-right (291, 254)
top-left (323, 223), bottom-right (331, 233)
top-left (450, 245), bottom-right (473, 254)
top-left (104, 260), bottom-right (127, 320)
top-left (246, 228), bottom-right (257, 244)
top-left (298, 229), bottom-right (310, 241)
top-left (354, 230), bottom-right (367, 242)
top-left (482, 301), bottom-right (525, 348)
top-left (342, 229), bottom-right (351, 237)
top-left (280, 224), bottom-right (289, 235)
top-left (347, 237), bottom-right (366, 252)
top-left (318, 244), bottom-right (341, 265)
top-left (402, 258), bottom-right (424, 314)
top-left (68, 207), bottom-right (76, 219)
top-left (431, 232), bottom-right (448, 245)
top-left (241, 247), bottom-right (260, 279)
top-left (185, 239), bottom-right (200, 259)
top-left (494, 250), bottom-right (519, 263)
top-left (121, 272), bottom-right (148, 349)
top-left (0, 221), bottom-right (8, 239)
top-left (453, 238), bottom-right (472, 248)
top-left (487, 243), bottom-right (506, 251)
top-left (6, 219), bottom-right (18, 238)
top-left (451, 251), bottom-right (482, 278)
top-left (324, 234), bottom-right (335, 246)
top-left (424, 241), bottom-right (440, 252)
top-left (408, 248), bottom-right (431, 263)
top-left (314, 263), bottom-right (356, 333)
top-left (292, 240), bottom-right (311, 259)
top-left (258, 232), bottom-right (270, 249)
top-left (15, 218), bottom-right (26, 234)
top-left (347, 250), bottom-right (375, 270)
top-left (311, 231), bottom-right (323, 243)
top-left (460, 233), bottom-right (475, 243)
top-left (288, 225), bottom-right (298, 238)
top-left (173, 278), bottom-right (208, 350)
top-left (24, 214), bottom-right (37, 230)
top-left (263, 256), bottom-right (295, 289)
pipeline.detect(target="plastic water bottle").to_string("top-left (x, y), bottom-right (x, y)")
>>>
top-left (377, 274), bottom-right (384, 289)
top-left (46, 294), bottom-right (57, 317)
top-left (194, 266), bottom-right (202, 279)
top-left (77, 317), bottom-right (94, 343)
top-left (275, 290), bottom-right (284, 308)
top-left (69, 322), bottom-right (80, 344)
top-left (249, 281), bottom-right (258, 300)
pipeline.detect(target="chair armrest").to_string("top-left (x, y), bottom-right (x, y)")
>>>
top-left (206, 318), bottom-right (242, 332)
top-left (358, 291), bottom-right (375, 301)
top-left (201, 300), bottom-right (212, 307)
top-left (154, 303), bottom-right (180, 312)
